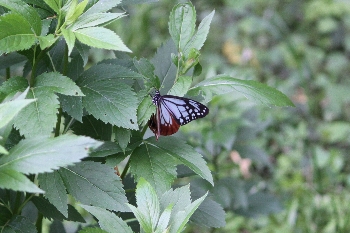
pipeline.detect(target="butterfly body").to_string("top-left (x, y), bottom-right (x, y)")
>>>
top-left (148, 90), bottom-right (209, 140)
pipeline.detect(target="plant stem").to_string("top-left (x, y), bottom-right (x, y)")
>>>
top-left (120, 159), bottom-right (130, 180)
top-left (35, 213), bottom-right (43, 233)
top-left (30, 49), bottom-right (46, 87)
top-left (54, 108), bottom-right (62, 137)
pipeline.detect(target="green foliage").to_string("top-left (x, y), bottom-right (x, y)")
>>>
top-left (0, 0), bottom-right (297, 232)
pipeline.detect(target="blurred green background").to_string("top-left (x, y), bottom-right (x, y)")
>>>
top-left (109, 0), bottom-right (350, 232)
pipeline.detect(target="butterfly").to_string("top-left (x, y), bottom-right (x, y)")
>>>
top-left (148, 90), bottom-right (209, 140)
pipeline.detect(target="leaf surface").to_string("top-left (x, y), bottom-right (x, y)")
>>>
top-left (189, 74), bottom-right (295, 106)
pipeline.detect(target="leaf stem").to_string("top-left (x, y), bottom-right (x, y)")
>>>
top-left (120, 159), bottom-right (130, 180)
top-left (54, 108), bottom-right (62, 137)
top-left (35, 213), bottom-right (43, 233)
top-left (30, 49), bottom-right (47, 87)
top-left (63, 117), bottom-right (76, 134)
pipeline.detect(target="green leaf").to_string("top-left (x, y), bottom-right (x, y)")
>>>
top-left (137, 95), bottom-right (154, 126)
top-left (43, 0), bottom-right (60, 13)
top-left (168, 2), bottom-right (196, 51)
top-left (0, 13), bottom-right (37, 53)
top-left (0, 0), bottom-right (42, 35)
top-left (59, 161), bottom-right (129, 212)
top-left (78, 228), bottom-right (108, 233)
top-left (121, 0), bottom-right (158, 5)
top-left (13, 89), bottom-right (58, 137)
top-left (151, 39), bottom-right (177, 93)
top-left (155, 203), bottom-right (173, 233)
top-left (189, 74), bottom-right (295, 107)
top-left (0, 99), bottom-right (34, 129)
top-left (133, 57), bottom-right (159, 91)
top-left (80, 205), bottom-right (133, 233)
top-left (59, 95), bottom-right (83, 122)
top-left (35, 72), bottom-right (84, 96)
top-left (127, 178), bottom-right (160, 232)
top-left (89, 141), bottom-right (123, 157)
top-left (0, 134), bottom-right (101, 174)
top-left (183, 10), bottom-right (215, 57)
top-left (130, 143), bottom-right (177, 196)
top-left (0, 167), bottom-right (44, 193)
top-left (0, 145), bottom-right (8, 155)
top-left (71, 13), bottom-right (125, 31)
top-left (0, 52), bottom-right (27, 71)
top-left (38, 171), bottom-right (68, 217)
top-left (74, 27), bottom-right (131, 52)
top-left (0, 76), bottom-right (28, 102)
top-left (146, 137), bottom-right (214, 186)
top-left (160, 185), bottom-right (191, 227)
top-left (61, 28), bottom-right (76, 55)
top-left (167, 75), bottom-right (192, 96)
top-left (2, 216), bottom-right (37, 233)
top-left (77, 64), bottom-right (140, 130)
top-left (83, 0), bottom-right (121, 16)
top-left (38, 34), bottom-right (58, 50)
top-left (170, 192), bottom-right (208, 233)
top-left (66, 0), bottom-right (88, 25)
top-left (115, 127), bottom-right (131, 153)
top-left (31, 196), bottom-right (85, 222)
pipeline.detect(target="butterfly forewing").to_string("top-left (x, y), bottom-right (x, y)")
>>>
top-left (148, 91), bottom-right (209, 140)
top-left (161, 95), bottom-right (209, 125)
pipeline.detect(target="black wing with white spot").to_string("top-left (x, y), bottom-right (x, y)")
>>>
top-left (160, 95), bottom-right (209, 126)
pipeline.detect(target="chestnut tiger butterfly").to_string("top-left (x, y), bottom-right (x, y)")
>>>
top-left (148, 90), bottom-right (209, 140)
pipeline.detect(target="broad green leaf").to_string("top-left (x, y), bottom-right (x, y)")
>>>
top-left (38, 171), bottom-right (68, 217)
top-left (189, 74), bottom-right (295, 107)
top-left (115, 127), bottom-right (130, 153)
top-left (61, 28), bottom-right (76, 55)
top-left (189, 183), bottom-right (226, 228)
top-left (0, 76), bottom-right (28, 102)
top-left (59, 161), bottom-right (129, 212)
top-left (80, 82), bottom-right (138, 130)
top-left (146, 137), bottom-right (214, 186)
top-left (2, 216), bottom-right (37, 233)
top-left (121, 0), bottom-right (158, 5)
top-left (79, 228), bottom-right (108, 233)
top-left (133, 57), bottom-right (159, 90)
top-left (0, 0), bottom-right (42, 35)
top-left (0, 13), bottom-right (36, 53)
top-left (0, 145), bottom-right (8, 155)
top-left (77, 64), bottom-right (140, 130)
top-left (130, 143), bottom-right (177, 196)
top-left (169, 192), bottom-right (208, 233)
top-left (0, 167), bottom-right (44, 193)
top-left (71, 13), bottom-right (125, 31)
top-left (35, 72), bottom-right (84, 96)
top-left (74, 27), bottom-right (131, 52)
top-left (13, 89), bottom-right (59, 137)
top-left (81, 205), bottom-right (133, 233)
top-left (44, 0), bottom-right (60, 13)
top-left (127, 178), bottom-right (160, 233)
top-left (59, 95), bottom-right (83, 122)
top-left (151, 39), bottom-right (177, 93)
top-left (71, 115), bottom-right (112, 140)
top-left (83, 0), bottom-right (121, 16)
top-left (155, 203), bottom-right (173, 233)
top-left (160, 185), bottom-right (191, 227)
top-left (137, 95), bottom-right (154, 126)
top-left (167, 75), bottom-right (192, 96)
top-left (183, 10), bottom-right (215, 57)
top-left (0, 52), bottom-right (26, 70)
top-left (31, 196), bottom-right (85, 222)
top-left (66, 0), bottom-right (88, 25)
top-left (38, 34), bottom-right (58, 50)
top-left (169, 2), bottom-right (196, 51)
top-left (0, 134), bottom-right (101, 174)
top-left (89, 141), bottom-right (123, 157)
top-left (0, 99), bottom-right (34, 129)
